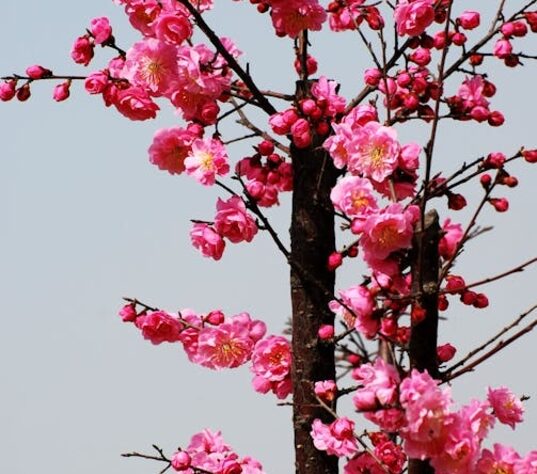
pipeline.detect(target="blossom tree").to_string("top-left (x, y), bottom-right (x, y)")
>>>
top-left (3, 1), bottom-right (537, 473)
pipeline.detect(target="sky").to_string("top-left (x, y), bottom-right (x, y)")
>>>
top-left (1, 1), bottom-right (537, 473)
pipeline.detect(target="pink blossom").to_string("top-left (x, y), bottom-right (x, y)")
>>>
top-left (311, 76), bottom-right (346, 117)
top-left (437, 343), bottom-right (456, 362)
top-left (89, 17), bottom-right (112, 44)
top-left (394, 0), bottom-right (435, 37)
top-left (458, 75), bottom-right (490, 109)
top-left (52, 81), bottom-right (70, 102)
top-left (311, 417), bottom-right (358, 457)
top-left (71, 35), bottom-right (94, 66)
top-left (344, 452), bottom-right (387, 474)
top-left (25, 65), bottom-right (51, 79)
top-left (154, 13), bottom-right (192, 45)
top-left (290, 118), bottom-right (312, 149)
top-left (134, 310), bottom-right (182, 344)
top-left (439, 218), bottom-right (463, 259)
top-left (494, 38), bottom-right (513, 59)
top-left (364, 408), bottom-right (406, 433)
top-left (488, 386), bottom-right (524, 429)
top-left (148, 126), bottom-right (197, 175)
top-left (476, 443), bottom-right (520, 474)
top-left (270, 0), bottom-right (327, 39)
top-left (184, 138), bottom-right (230, 186)
top-left (118, 303), bottom-right (137, 322)
top-left (122, 38), bottom-right (179, 96)
top-left (84, 71), bottom-right (109, 95)
top-left (251, 335), bottom-right (291, 382)
top-left (197, 320), bottom-right (255, 369)
top-left (171, 451), bottom-right (191, 471)
top-left (328, 0), bottom-right (366, 32)
top-left (360, 204), bottom-right (419, 268)
top-left (347, 121), bottom-right (400, 182)
top-left (314, 380), bottom-right (337, 402)
top-left (114, 86), bottom-right (159, 121)
top-left (214, 196), bottom-right (258, 244)
top-left (318, 324), bottom-right (335, 340)
top-left (330, 176), bottom-right (378, 219)
top-left (190, 223), bottom-right (225, 260)
top-left (399, 369), bottom-right (453, 460)
top-left (124, 0), bottom-right (162, 36)
top-left (329, 285), bottom-right (378, 338)
top-left (352, 358), bottom-right (400, 411)
top-left (514, 450), bottom-right (537, 473)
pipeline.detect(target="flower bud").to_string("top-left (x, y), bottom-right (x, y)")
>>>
top-left (53, 81), bottom-right (71, 102)
top-left (437, 343), bottom-right (457, 362)
top-left (327, 251), bottom-right (343, 271)
top-left (318, 324), bottom-right (335, 340)
top-left (25, 64), bottom-right (52, 79)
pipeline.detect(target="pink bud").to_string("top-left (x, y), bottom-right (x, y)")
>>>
top-left (411, 305), bottom-right (426, 324)
top-left (199, 101), bottom-right (219, 125)
top-left (53, 81), bottom-right (71, 102)
top-left (410, 47), bottom-right (431, 66)
top-left (318, 324), bottom-right (335, 340)
top-left (171, 451), bottom-right (191, 471)
top-left (205, 310), bottom-right (225, 325)
top-left (480, 173), bottom-right (492, 188)
top-left (327, 252), bottom-right (343, 271)
top-left (90, 17), bottom-right (113, 44)
top-left (522, 149), bottom-right (537, 163)
top-left (438, 294), bottom-right (449, 311)
top-left (473, 293), bottom-right (489, 308)
top-left (461, 290), bottom-right (477, 306)
top-left (364, 68), bottom-right (382, 87)
top-left (314, 380), bottom-right (337, 402)
top-left (485, 152), bottom-right (506, 169)
top-left (84, 71), bottom-right (108, 94)
top-left (451, 32), bottom-right (467, 46)
top-left (488, 110), bottom-right (505, 127)
top-left (490, 197), bottom-right (509, 212)
top-left (448, 193), bottom-right (467, 210)
top-left (493, 38), bottom-right (512, 59)
top-left (446, 275), bottom-right (466, 294)
top-left (380, 317), bottom-right (397, 337)
top-left (396, 72), bottom-right (412, 87)
top-left (118, 303), bottom-right (137, 322)
top-left (257, 140), bottom-right (274, 156)
top-left (0, 80), bottom-right (17, 101)
top-left (458, 10), bottom-right (480, 30)
top-left (25, 65), bottom-right (52, 79)
top-left (347, 353), bottom-right (361, 366)
top-left (16, 83), bottom-right (31, 101)
top-left (470, 106), bottom-right (489, 122)
top-left (71, 35), bottom-right (94, 66)
top-left (301, 98), bottom-right (317, 116)
top-left (437, 343), bottom-right (457, 362)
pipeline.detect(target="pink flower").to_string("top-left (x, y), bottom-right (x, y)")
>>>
top-left (399, 370), bottom-right (453, 460)
top-left (476, 443), bottom-right (520, 474)
top-left (314, 380), bottom-right (337, 402)
top-left (330, 176), bottom-right (378, 219)
top-left (329, 285), bottom-right (377, 338)
top-left (148, 126), bottom-right (197, 175)
top-left (270, 0), bottom-right (327, 39)
top-left (251, 335), bottom-right (291, 382)
top-left (290, 118), bottom-right (312, 149)
top-left (171, 451), bottom-right (191, 471)
top-left (514, 450), bottom-right (537, 473)
top-left (197, 320), bottom-right (255, 369)
top-left (311, 417), bottom-right (358, 457)
top-left (122, 38), bottom-right (179, 96)
top-left (52, 81), bottom-right (70, 102)
top-left (154, 13), bottom-right (192, 45)
top-left (311, 76), bottom-right (346, 117)
top-left (488, 386), bottom-right (524, 429)
top-left (347, 121), bottom-right (400, 182)
top-left (352, 358), bottom-right (400, 411)
top-left (458, 75), bottom-right (489, 109)
top-left (360, 204), bottom-right (419, 263)
top-left (437, 343), bottom-right (456, 362)
top-left (84, 71), bottom-right (109, 95)
top-left (214, 196), bottom-right (258, 243)
top-left (114, 86), bottom-right (159, 121)
top-left (190, 223), bottom-right (225, 260)
top-left (185, 138), bottom-right (230, 186)
top-left (71, 35), bottom-right (94, 66)
top-left (394, 0), bottom-right (435, 37)
top-left (25, 65), bottom-right (52, 79)
top-left (89, 17), bottom-right (112, 44)
top-left (493, 38), bottom-right (513, 59)
top-left (134, 310), bottom-right (182, 344)
top-left (118, 303), bottom-right (137, 322)
top-left (439, 218), bottom-right (463, 259)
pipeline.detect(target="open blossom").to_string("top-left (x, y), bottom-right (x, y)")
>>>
top-left (439, 218), bottom-right (463, 259)
top-left (214, 196), bottom-right (258, 243)
top-left (347, 121), bottom-right (400, 182)
top-left (394, 0), bottom-right (435, 37)
top-left (458, 75), bottom-right (490, 110)
top-left (329, 285), bottom-right (378, 338)
top-left (190, 223), bottom-right (225, 260)
top-left (270, 0), bottom-right (327, 39)
top-left (148, 126), bottom-right (198, 175)
top-left (488, 386), bottom-right (524, 429)
top-left (514, 450), bottom-right (537, 473)
top-left (251, 336), bottom-right (291, 382)
top-left (360, 204), bottom-right (419, 268)
top-left (154, 13), bottom-right (192, 45)
top-left (311, 76), bottom-right (346, 117)
top-left (330, 176), bottom-right (378, 218)
top-left (122, 38), bottom-right (179, 96)
top-left (476, 443), bottom-right (520, 473)
top-left (114, 85), bottom-right (159, 120)
top-left (134, 310), bottom-right (182, 344)
top-left (352, 358), bottom-right (400, 411)
top-left (399, 369), bottom-right (453, 460)
top-left (311, 417), bottom-right (358, 457)
top-left (71, 35), bottom-right (94, 66)
top-left (184, 138), bottom-right (230, 185)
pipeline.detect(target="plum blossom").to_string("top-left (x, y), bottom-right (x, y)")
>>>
top-left (251, 335), bottom-right (292, 399)
top-left (184, 138), bottom-right (230, 185)
top-left (352, 358), bottom-right (400, 411)
top-left (190, 223), bottom-right (225, 260)
top-left (114, 86), bottom-right (159, 120)
top-left (330, 176), bottom-right (378, 218)
top-left (476, 443), bottom-right (520, 473)
top-left (89, 17), bottom-right (112, 44)
top-left (311, 417), bottom-right (359, 457)
top-left (488, 386), bottom-right (524, 429)
top-left (439, 218), bottom-right (463, 259)
top-left (214, 196), bottom-right (258, 243)
top-left (134, 310), bottom-right (182, 344)
top-left (148, 126), bottom-right (199, 174)
top-left (394, 0), bottom-right (435, 37)
top-left (329, 285), bottom-right (377, 338)
top-left (270, 0), bottom-right (327, 39)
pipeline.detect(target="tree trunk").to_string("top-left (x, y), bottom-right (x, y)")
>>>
top-left (408, 209), bottom-right (441, 474)
top-left (290, 80), bottom-right (339, 474)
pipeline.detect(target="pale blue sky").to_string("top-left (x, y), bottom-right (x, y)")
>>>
top-left (1, 1), bottom-right (537, 473)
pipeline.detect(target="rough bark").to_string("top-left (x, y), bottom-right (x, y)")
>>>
top-left (408, 209), bottom-right (441, 474)
top-left (290, 80), bottom-right (339, 474)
